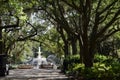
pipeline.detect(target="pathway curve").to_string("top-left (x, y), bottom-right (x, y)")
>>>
top-left (0, 69), bottom-right (70, 80)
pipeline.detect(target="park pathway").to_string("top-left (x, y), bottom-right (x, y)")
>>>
top-left (0, 69), bottom-right (71, 80)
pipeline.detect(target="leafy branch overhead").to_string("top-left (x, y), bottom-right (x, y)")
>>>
top-left (0, 16), bottom-right (19, 29)
top-left (0, 0), bottom-right (39, 55)
top-left (17, 21), bottom-right (37, 41)
top-left (35, 0), bottom-right (120, 67)
top-left (1, 0), bottom-right (120, 68)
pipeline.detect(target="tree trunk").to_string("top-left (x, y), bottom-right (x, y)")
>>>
top-left (57, 26), bottom-right (70, 57)
top-left (0, 29), bottom-right (6, 76)
top-left (82, 42), bottom-right (96, 68)
top-left (78, 36), bottom-right (83, 63)
top-left (0, 18), bottom-right (2, 54)
top-left (71, 37), bottom-right (77, 55)
top-left (78, 37), bottom-right (94, 67)
top-left (63, 41), bottom-right (69, 57)
top-left (0, 29), bottom-right (2, 54)
top-left (0, 55), bottom-right (6, 76)
top-left (82, 49), bottom-right (94, 67)
top-left (0, 19), bottom-right (7, 76)
top-left (79, 43), bottom-right (83, 63)
top-left (79, 35), bottom-right (95, 68)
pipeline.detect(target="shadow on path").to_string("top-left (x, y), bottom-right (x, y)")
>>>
top-left (0, 69), bottom-right (71, 80)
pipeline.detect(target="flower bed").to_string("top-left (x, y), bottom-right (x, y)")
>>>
top-left (41, 65), bottom-right (53, 69)
top-left (18, 64), bottom-right (33, 69)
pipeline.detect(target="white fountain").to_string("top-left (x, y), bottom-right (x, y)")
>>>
top-left (32, 47), bottom-right (47, 69)
top-left (30, 46), bottom-right (60, 69)
top-left (38, 47), bottom-right (42, 58)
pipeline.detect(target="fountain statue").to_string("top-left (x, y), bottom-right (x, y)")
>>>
top-left (38, 47), bottom-right (41, 58)
top-left (32, 47), bottom-right (47, 69)
top-left (25, 46), bottom-right (60, 69)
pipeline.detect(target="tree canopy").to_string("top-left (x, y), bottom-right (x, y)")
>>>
top-left (0, 0), bottom-right (120, 68)
top-left (34, 0), bottom-right (120, 67)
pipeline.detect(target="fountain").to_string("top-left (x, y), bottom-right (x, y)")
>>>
top-left (24, 46), bottom-right (60, 69)
top-left (32, 47), bottom-right (47, 69)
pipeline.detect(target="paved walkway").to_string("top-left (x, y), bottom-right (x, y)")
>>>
top-left (0, 69), bottom-right (70, 80)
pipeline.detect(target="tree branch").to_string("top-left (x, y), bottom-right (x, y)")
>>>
top-left (61, 0), bottom-right (80, 12)
top-left (100, 29), bottom-right (120, 42)
top-left (17, 22), bottom-right (37, 41)
top-left (99, 8), bottom-right (112, 24)
top-left (99, 0), bottom-right (118, 14)
top-left (97, 8), bottom-right (120, 38)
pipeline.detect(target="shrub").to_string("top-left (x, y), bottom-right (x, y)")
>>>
top-left (94, 54), bottom-right (108, 63)
top-left (9, 64), bottom-right (18, 69)
top-left (66, 54), bottom-right (120, 80)
top-left (62, 54), bottom-right (80, 73)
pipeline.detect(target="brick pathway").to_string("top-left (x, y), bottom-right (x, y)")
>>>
top-left (0, 69), bottom-right (69, 80)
